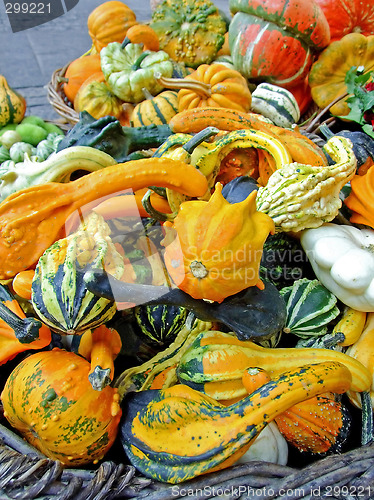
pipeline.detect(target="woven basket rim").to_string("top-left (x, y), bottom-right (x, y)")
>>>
top-left (46, 63), bottom-right (79, 129)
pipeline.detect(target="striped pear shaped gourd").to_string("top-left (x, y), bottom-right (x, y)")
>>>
top-left (32, 212), bottom-right (124, 334)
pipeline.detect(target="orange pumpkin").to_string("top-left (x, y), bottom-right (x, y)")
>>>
top-left (124, 24), bottom-right (160, 51)
top-left (63, 54), bottom-right (102, 103)
top-left (158, 63), bottom-right (252, 113)
top-left (87, 1), bottom-right (137, 52)
top-left (73, 72), bottom-right (133, 126)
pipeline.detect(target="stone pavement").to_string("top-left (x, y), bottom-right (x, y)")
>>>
top-left (0, 0), bottom-right (230, 122)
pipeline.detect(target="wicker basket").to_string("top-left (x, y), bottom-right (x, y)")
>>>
top-left (46, 64), bottom-right (80, 129)
top-left (1, 419), bottom-right (374, 500)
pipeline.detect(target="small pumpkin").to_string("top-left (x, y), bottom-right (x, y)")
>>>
top-left (150, 0), bottom-right (227, 68)
top-left (280, 278), bottom-right (340, 339)
top-left (162, 183), bottom-right (275, 302)
top-left (308, 33), bottom-right (374, 116)
top-left (313, 0), bottom-right (374, 42)
top-left (0, 76), bottom-right (26, 127)
top-left (250, 83), bottom-right (300, 128)
top-left (158, 63), bottom-right (252, 113)
top-left (62, 54), bottom-right (102, 103)
top-left (123, 24), bottom-right (160, 51)
top-left (134, 303), bottom-right (189, 348)
top-left (1, 348), bottom-right (122, 466)
top-left (228, 0), bottom-right (331, 87)
top-left (275, 394), bottom-right (352, 454)
top-left (87, 0), bottom-right (137, 53)
top-left (73, 72), bottom-right (132, 126)
top-left (130, 89), bottom-right (178, 127)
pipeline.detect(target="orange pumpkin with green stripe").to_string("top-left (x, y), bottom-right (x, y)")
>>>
top-left (130, 89), bottom-right (179, 127)
top-left (1, 348), bottom-right (122, 466)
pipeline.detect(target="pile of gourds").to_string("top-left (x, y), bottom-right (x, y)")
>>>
top-left (1, 0), bottom-right (374, 489)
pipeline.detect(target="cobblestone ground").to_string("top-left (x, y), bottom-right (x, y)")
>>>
top-left (0, 0), bottom-right (230, 121)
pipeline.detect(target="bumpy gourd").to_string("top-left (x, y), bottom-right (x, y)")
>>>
top-left (120, 361), bottom-right (351, 483)
top-left (256, 136), bottom-right (356, 232)
top-left (31, 212), bottom-right (125, 334)
top-left (150, 0), bottom-right (227, 68)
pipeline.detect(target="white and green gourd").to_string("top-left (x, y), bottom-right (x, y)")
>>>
top-left (250, 83), bottom-right (300, 128)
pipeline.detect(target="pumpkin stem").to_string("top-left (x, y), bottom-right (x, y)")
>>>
top-left (0, 301), bottom-right (44, 344)
top-left (142, 189), bottom-right (177, 222)
top-left (132, 51), bottom-right (151, 71)
top-left (89, 366), bottom-right (112, 391)
top-left (155, 73), bottom-right (212, 98)
top-left (189, 261), bottom-right (209, 279)
top-left (142, 87), bottom-right (155, 100)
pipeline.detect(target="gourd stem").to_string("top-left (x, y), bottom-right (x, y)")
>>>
top-left (141, 189), bottom-right (176, 222)
top-left (361, 391), bottom-right (374, 446)
top-left (0, 301), bottom-right (41, 344)
top-left (131, 51), bottom-right (151, 71)
top-left (142, 87), bottom-right (155, 100)
top-left (155, 73), bottom-right (212, 98)
top-left (121, 36), bottom-right (131, 49)
top-left (147, 186), bottom-right (167, 198)
top-left (183, 126), bottom-right (219, 154)
top-left (319, 123), bottom-right (334, 140)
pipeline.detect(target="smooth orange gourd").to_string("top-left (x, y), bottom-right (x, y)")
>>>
top-left (0, 157), bottom-right (208, 280)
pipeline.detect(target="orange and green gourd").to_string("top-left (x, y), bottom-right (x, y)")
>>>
top-left (1, 348), bottom-right (122, 466)
top-left (120, 361), bottom-right (351, 483)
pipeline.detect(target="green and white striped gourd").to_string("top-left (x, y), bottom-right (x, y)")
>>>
top-left (31, 212), bottom-right (124, 334)
top-left (280, 278), bottom-right (340, 338)
top-left (250, 83), bottom-right (300, 128)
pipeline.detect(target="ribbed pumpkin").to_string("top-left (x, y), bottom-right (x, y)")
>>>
top-left (162, 183), bottom-right (275, 302)
top-left (314, 0), bottom-right (374, 42)
top-left (228, 0), bottom-right (330, 87)
top-left (308, 33), bottom-right (374, 117)
top-left (150, 0), bottom-right (227, 68)
top-left (134, 303), bottom-right (189, 348)
top-left (31, 212), bottom-right (125, 335)
top-left (73, 72), bottom-right (131, 126)
top-left (0, 75), bottom-right (26, 127)
top-left (1, 348), bottom-right (122, 466)
top-left (158, 63), bottom-right (252, 113)
top-left (87, 1), bottom-right (137, 52)
top-left (130, 89), bottom-right (178, 126)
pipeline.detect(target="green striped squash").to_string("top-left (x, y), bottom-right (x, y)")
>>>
top-left (0, 76), bottom-right (27, 127)
top-left (250, 83), bottom-right (300, 128)
top-left (134, 303), bottom-right (188, 348)
top-left (130, 90), bottom-right (179, 127)
top-left (31, 212), bottom-right (124, 335)
top-left (280, 278), bottom-right (340, 339)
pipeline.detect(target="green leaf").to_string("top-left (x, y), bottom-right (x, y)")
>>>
top-left (362, 123), bottom-right (374, 139)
